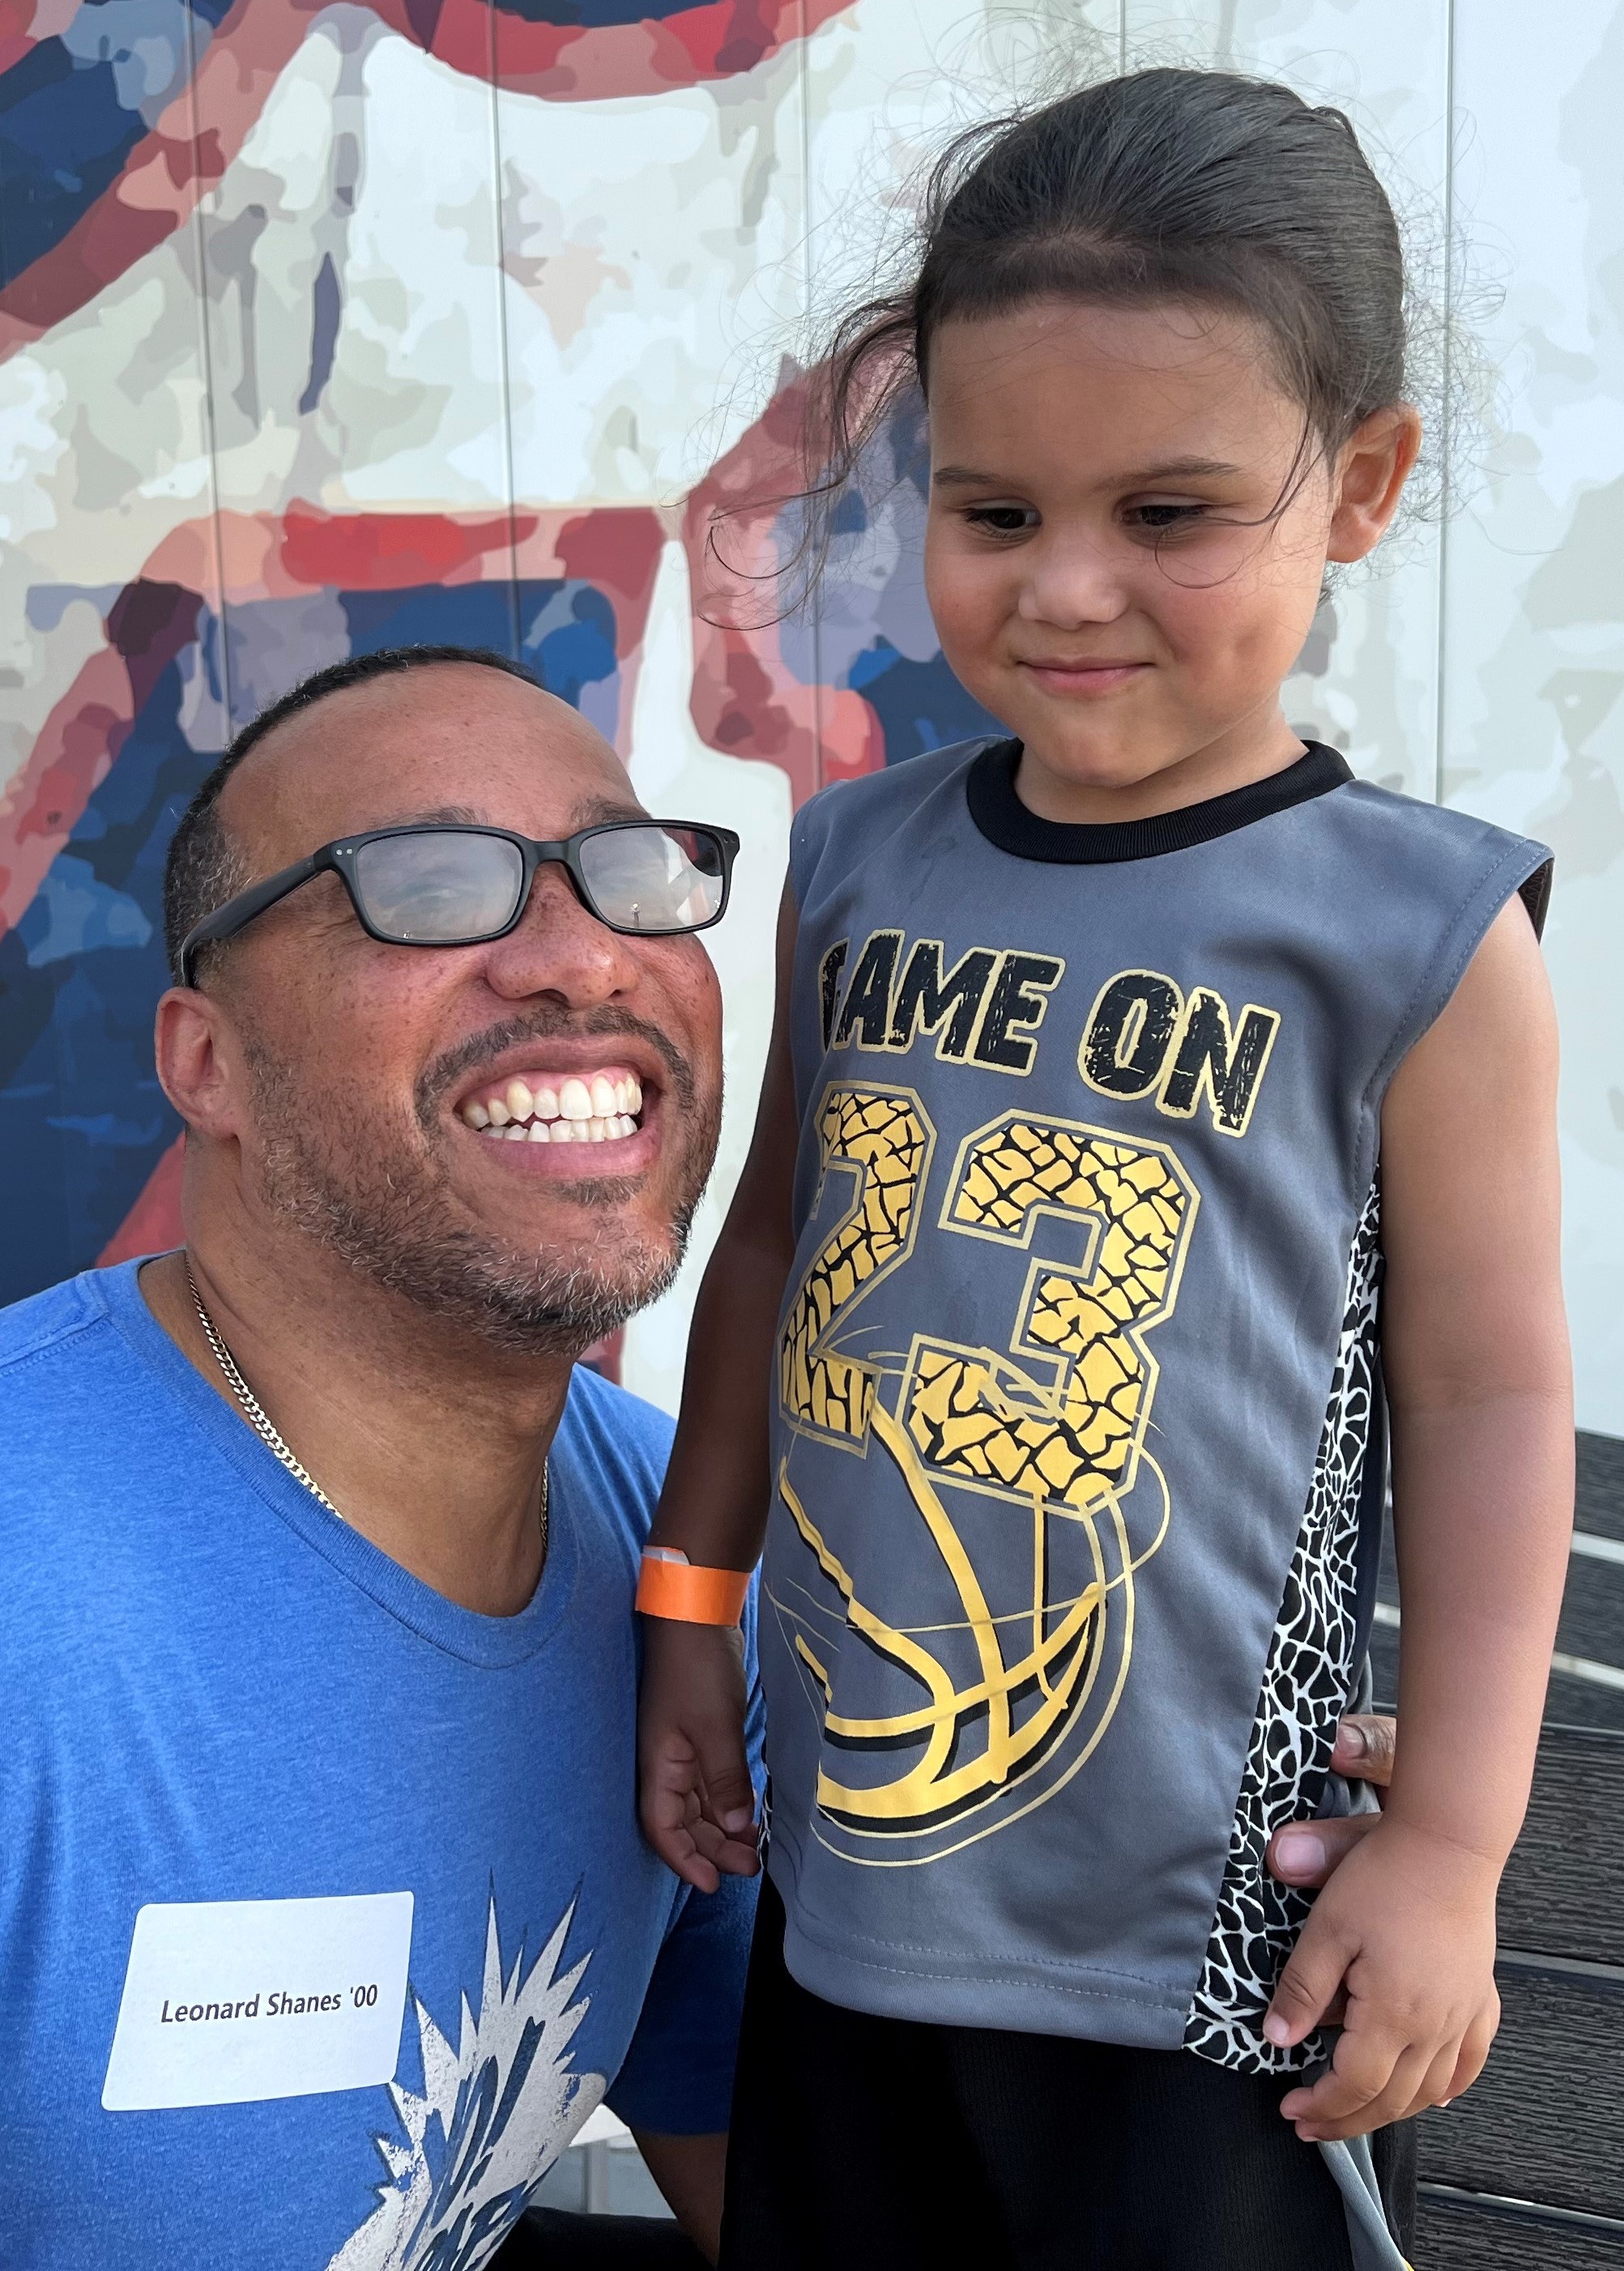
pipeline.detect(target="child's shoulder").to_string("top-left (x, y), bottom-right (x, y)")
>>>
top-left (1327, 776), bottom-right (1553, 933)
top-left (1332, 773), bottom-right (1519, 847)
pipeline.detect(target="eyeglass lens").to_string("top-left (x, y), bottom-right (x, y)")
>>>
top-left (578, 824), bottom-right (726, 931)
top-left (352, 831), bottom-right (526, 941)
top-left (350, 825), bottom-right (724, 943)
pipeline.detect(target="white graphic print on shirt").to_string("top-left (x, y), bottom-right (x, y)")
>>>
top-left (327, 1896), bottom-right (605, 2271)
top-left (1183, 1182), bottom-right (1383, 2071)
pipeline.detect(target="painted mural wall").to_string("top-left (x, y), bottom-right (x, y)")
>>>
top-left (2, 0), bottom-right (1620, 1433)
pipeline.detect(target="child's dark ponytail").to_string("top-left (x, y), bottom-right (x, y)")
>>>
top-left (778, 68), bottom-right (1413, 589)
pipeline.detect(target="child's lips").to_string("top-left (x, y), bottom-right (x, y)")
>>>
top-left (1017, 658), bottom-right (1151, 694)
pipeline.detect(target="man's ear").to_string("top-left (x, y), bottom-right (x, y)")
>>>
top-left (1326, 402), bottom-right (1423, 564)
top-left (154, 986), bottom-right (247, 1145)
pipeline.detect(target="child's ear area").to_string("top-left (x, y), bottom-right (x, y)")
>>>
top-left (1324, 402), bottom-right (1424, 563)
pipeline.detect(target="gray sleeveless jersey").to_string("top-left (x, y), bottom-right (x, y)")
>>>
top-left (763, 735), bottom-right (1550, 2073)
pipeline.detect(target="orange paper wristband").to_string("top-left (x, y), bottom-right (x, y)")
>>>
top-left (635, 1553), bottom-right (751, 1626)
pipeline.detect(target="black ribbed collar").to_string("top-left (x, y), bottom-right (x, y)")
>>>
top-left (965, 737), bottom-right (1353, 864)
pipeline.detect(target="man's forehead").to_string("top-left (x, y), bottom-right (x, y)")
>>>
top-left (360, 795), bottom-right (646, 833)
top-left (221, 666), bottom-right (635, 854)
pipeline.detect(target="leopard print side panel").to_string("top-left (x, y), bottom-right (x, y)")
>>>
top-left (1183, 1181), bottom-right (1383, 2073)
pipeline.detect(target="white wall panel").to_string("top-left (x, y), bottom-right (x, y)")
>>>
top-left (1445, 0), bottom-right (1624, 1431)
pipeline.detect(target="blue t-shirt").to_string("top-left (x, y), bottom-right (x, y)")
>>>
top-left (0, 1262), bottom-right (761, 2271)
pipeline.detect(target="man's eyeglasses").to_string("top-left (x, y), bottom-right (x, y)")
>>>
top-left (177, 819), bottom-right (740, 989)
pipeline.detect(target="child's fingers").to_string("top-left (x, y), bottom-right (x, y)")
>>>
top-left (639, 1731), bottom-right (701, 1825)
top-left (1277, 2035), bottom-right (1387, 2130)
top-left (1282, 2029), bottom-right (1425, 2141)
top-left (690, 1719), bottom-right (757, 1840)
top-left (680, 1814), bottom-right (758, 1884)
top-left (688, 1781), bottom-right (761, 1879)
top-left (1263, 1909), bottom-right (1353, 2048)
top-left (1442, 2002), bottom-right (1498, 2103)
top-left (652, 1812), bottom-right (753, 1892)
top-left (669, 1845), bottom-right (722, 1895)
top-left (671, 1805), bottom-right (758, 1892)
top-left (1397, 2038), bottom-right (1467, 2124)
top-left (650, 1807), bottom-right (723, 1895)
top-left (1279, 1977), bottom-right (1500, 2137)
top-left (638, 1729), bottom-right (758, 1886)
top-left (694, 1822), bottom-right (761, 1877)
top-left (640, 1736), bottom-right (722, 1890)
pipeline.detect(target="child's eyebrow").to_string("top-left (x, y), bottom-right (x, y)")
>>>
top-left (1129, 455), bottom-right (1246, 483)
top-left (932, 455), bottom-right (1245, 490)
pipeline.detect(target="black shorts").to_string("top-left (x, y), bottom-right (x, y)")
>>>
top-left (720, 1878), bottom-right (1414, 2271)
top-left (497, 2209), bottom-right (705, 2265)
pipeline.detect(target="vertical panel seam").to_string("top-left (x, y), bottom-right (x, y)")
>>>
top-left (1434, 0), bottom-right (1456, 810)
top-left (185, 0), bottom-right (233, 735)
top-left (801, 0), bottom-right (821, 797)
top-left (488, 2), bottom-right (522, 663)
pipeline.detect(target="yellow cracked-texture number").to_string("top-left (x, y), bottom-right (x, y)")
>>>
top-left (779, 1088), bottom-right (932, 1442)
top-left (907, 1118), bottom-right (1198, 1509)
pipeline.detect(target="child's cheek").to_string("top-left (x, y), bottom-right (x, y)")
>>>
top-left (1154, 563), bottom-right (1307, 701)
top-left (923, 541), bottom-right (1005, 688)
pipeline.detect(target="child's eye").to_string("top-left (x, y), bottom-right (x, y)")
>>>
top-left (1126, 501), bottom-right (1208, 534)
top-left (961, 505), bottom-right (1039, 537)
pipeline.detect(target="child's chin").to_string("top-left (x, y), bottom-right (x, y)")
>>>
top-left (1022, 726), bottom-right (1168, 788)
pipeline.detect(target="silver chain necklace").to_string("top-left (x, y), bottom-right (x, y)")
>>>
top-left (185, 1261), bottom-right (548, 1553)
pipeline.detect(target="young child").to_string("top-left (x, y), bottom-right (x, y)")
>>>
top-left (636, 68), bottom-right (1573, 2271)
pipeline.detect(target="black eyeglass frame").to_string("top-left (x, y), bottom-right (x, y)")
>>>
top-left (177, 818), bottom-right (742, 989)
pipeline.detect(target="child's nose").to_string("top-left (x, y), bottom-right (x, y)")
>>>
top-left (1016, 527), bottom-right (1132, 628)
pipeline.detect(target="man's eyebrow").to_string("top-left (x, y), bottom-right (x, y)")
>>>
top-left (364, 803), bottom-right (484, 829)
top-left (574, 794), bottom-right (648, 827)
top-left (356, 797), bottom-right (648, 837)
top-left (931, 456), bottom-right (1244, 488)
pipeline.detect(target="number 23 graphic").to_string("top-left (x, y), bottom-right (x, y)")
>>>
top-left (779, 1083), bottom-right (1200, 1511)
top-left (774, 1084), bottom-right (1200, 1838)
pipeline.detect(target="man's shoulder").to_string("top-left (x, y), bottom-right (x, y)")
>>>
top-left (0, 1266), bottom-right (181, 1523)
top-left (0, 1270), bottom-right (116, 1399)
top-left (0, 1272), bottom-right (159, 1634)
top-left (556, 1365), bottom-right (674, 1546)
top-left (563, 1362), bottom-right (674, 1451)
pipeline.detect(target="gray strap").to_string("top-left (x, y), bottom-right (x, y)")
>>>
top-left (1318, 2133), bottom-right (1413, 2270)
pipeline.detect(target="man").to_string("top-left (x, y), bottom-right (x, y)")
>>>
top-left (0, 646), bottom-right (1401, 2270)
top-left (0, 647), bottom-right (753, 2269)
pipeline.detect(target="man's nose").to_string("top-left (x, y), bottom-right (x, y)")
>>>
top-left (1015, 526), bottom-right (1132, 628)
top-left (477, 862), bottom-right (642, 1007)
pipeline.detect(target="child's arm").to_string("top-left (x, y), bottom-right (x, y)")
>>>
top-left (638, 884), bottom-right (802, 1891)
top-left (1266, 893), bottom-right (1574, 2140)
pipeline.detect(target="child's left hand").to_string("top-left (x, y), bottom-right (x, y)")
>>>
top-left (1264, 1815), bottom-right (1502, 2141)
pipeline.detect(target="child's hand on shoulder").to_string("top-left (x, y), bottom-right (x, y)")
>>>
top-left (638, 1617), bottom-right (759, 1894)
top-left (1265, 1815), bottom-right (1501, 2141)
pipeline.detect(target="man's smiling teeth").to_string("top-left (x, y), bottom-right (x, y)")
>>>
top-left (458, 1072), bottom-right (644, 1145)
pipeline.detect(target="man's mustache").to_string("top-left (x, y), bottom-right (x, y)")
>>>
top-left (415, 1007), bottom-right (699, 1136)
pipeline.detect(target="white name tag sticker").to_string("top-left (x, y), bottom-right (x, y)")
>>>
top-left (103, 1892), bottom-right (414, 2111)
